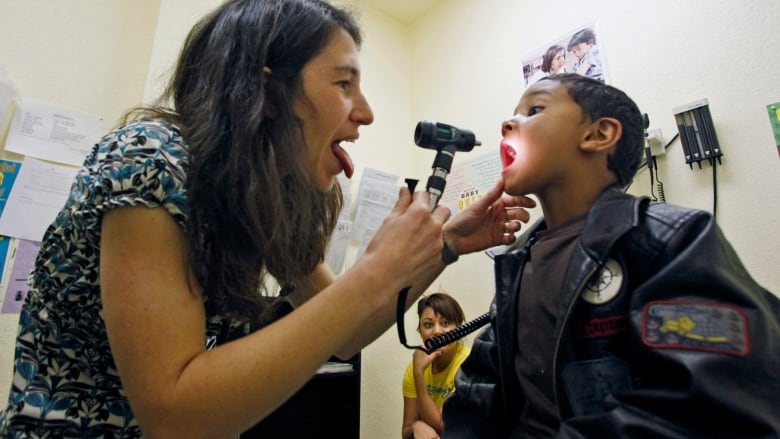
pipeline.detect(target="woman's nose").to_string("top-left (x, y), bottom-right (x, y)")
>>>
top-left (352, 92), bottom-right (374, 126)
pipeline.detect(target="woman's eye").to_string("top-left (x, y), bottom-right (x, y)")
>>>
top-left (337, 80), bottom-right (351, 90)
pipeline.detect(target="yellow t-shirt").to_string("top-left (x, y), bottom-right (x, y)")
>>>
top-left (402, 342), bottom-right (471, 409)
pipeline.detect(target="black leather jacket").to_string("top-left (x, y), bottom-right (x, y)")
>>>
top-left (443, 189), bottom-right (780, 438)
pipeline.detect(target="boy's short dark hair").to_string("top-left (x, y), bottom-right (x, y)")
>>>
top-left (567, 28), bottom-right (596, 51)
top-left (541, 73), bottom-right (644, 187)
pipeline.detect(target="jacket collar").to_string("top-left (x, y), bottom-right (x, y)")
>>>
top-left (579, 187), bottom-right (649, 263)
top-left (491, 187), bottom-right (648, 261)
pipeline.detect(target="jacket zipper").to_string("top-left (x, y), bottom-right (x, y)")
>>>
top-left (551, 262), bottom-right (599, 418)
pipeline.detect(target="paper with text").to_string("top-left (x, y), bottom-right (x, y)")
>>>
top-left (440, 152), bottom-right (503, 214)
top-left (352, 168), bottom-right (398, 242)
top-left (0, 156), bottom-right (78, 242)
top-left (325, 219), bottom-right (353, 274)
top-left (5, 97), bottom-right (103, 166)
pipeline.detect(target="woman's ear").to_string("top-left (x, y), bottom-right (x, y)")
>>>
top-left (262, 66), bottom-right (277, 118)
top-left (581, 117), bottom-right (622, 153)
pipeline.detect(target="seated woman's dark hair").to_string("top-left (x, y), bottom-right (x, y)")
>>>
top-left (417, 293), bottom-right (466, 327)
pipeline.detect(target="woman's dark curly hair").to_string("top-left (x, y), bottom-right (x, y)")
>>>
top-left (122, 0), bottom-right (362, 321)
top-left (541, 73), bottom-right (645, 187)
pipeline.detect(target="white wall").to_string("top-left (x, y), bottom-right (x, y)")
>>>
top-left (0, 0), bottom-right (161, 132)
top-left (142, 0), bottom-right (227, 102)
top-left (1, 1), bottom-right (778, 439)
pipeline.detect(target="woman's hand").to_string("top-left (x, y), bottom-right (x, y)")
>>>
top-left (412, 348), bottom-right (440, 376)
top-left (362, 188), bottom-right (450, 290)
top-left (410, 420), bottom-right (440, 439)
top-left (443, 178), bottom-right (536, 256)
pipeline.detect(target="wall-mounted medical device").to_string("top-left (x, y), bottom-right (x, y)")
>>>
top-left (673, 98), bottom-right (722, 169)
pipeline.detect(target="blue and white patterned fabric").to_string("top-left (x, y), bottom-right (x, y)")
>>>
top-left (0, 120), bottom-right (234, 437)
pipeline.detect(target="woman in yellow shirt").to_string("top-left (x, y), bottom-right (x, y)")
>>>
top-left (402, 293), bottom-right (471, 439)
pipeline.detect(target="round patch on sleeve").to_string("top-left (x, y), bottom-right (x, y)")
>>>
top-left (642, 300), bottom-right (750, 356)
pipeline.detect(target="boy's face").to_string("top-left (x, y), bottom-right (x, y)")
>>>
top-left (570, 42), bottom-right (590, 59)
top-left (500, 79), bottom-right (590, 196)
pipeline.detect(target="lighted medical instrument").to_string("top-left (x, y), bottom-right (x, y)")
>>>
top-left (413, 120), bottom-right (480, 210)
top-left (397, 120), bottom-right (490, 354)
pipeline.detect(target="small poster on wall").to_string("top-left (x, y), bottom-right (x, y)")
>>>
top-left (440, 152), bottom-right (503, 215)
top-left (522, 22), bottom-right (609, 88)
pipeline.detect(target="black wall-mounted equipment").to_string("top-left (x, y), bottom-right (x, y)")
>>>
top-left (672, 98), bottom-right (723, 169)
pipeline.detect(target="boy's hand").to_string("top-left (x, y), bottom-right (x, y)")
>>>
top-left (443, 178), bottom-right (536, 256)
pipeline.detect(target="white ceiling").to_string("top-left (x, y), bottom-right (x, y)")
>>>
top-left (359, 0), bottom-right (444, 24)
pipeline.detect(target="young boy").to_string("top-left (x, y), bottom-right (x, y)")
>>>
top-left (442, 73), bottom-right (780, 438)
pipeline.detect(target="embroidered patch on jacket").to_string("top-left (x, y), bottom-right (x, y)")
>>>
top-left (581, 258), bottom-right (623, 305)
top-left (642, 301), bottom-right (750, 356)
top-left (562, 357), bottom-right (632, 416)
top-left (576, 315), bottom-right (628, 339)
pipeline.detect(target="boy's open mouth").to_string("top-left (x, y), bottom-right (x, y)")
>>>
top-left (500, 141), bottom-right (517, 169)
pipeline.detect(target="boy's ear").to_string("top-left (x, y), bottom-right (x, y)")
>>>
top-left (580, 117), bottom-right (621, 153)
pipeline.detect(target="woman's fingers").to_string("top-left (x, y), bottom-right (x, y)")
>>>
top-left (392, 186), bottom-right (413, 212)
top-left (430, 203), bottom-right (451, 224)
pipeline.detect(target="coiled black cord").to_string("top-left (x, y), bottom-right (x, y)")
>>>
top-left (656, 179), bottom-right (666, 203)
top-left (423, 311), bottom-right (491, 352)
top-left (397, 286), bottom-right (492, 354)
